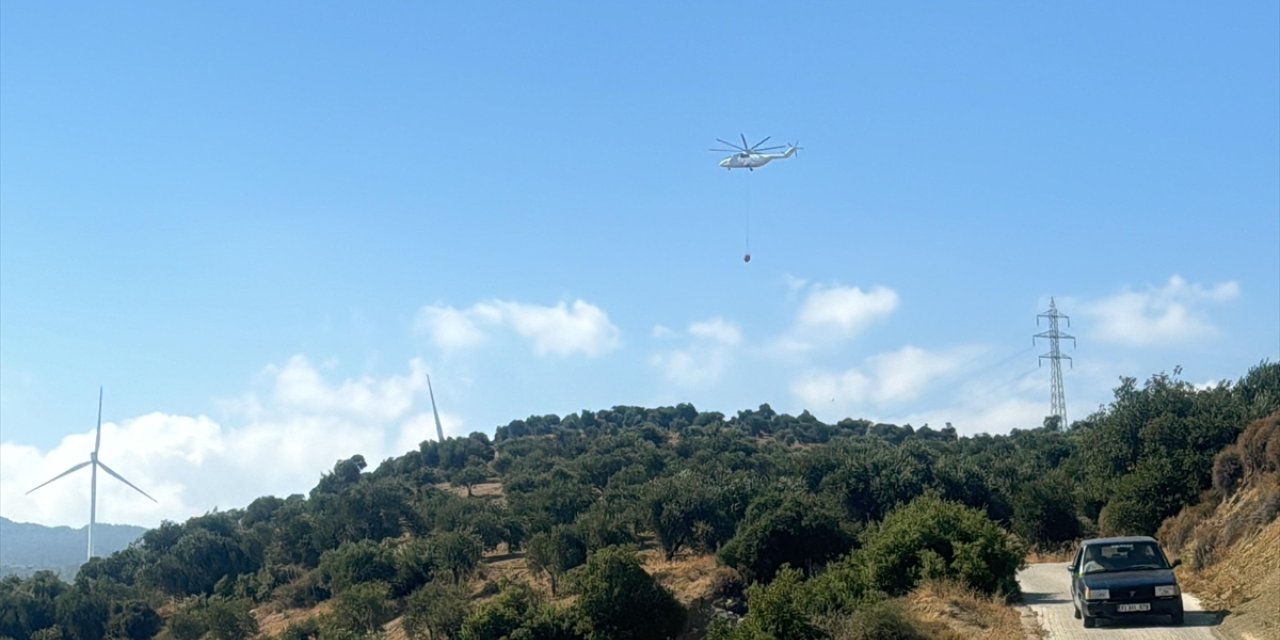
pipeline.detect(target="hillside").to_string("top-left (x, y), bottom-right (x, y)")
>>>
top-left (1159, 412), bottom-right (1280, 640)
top-left (0, 362), bottom-right (1275, 639)
top-left (0, 516), bottom-right (146, 580)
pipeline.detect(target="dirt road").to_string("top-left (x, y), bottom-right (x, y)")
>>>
top-left (1018, 563), bottom-right (1223, 639)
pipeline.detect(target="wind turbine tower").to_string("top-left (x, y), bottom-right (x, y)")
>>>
top-left (1034, 298), bottom-right (1076, 428)
top-left (427, 375), bottom-right (445, 443)
top-left (26, 388), bottom-right (157, 560)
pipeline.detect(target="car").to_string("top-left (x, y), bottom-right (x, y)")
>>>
top-left (1068, 536), bottom-right (1184, 628)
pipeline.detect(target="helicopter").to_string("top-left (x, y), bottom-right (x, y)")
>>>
top-left (711, 134), bottom-right (801, 171)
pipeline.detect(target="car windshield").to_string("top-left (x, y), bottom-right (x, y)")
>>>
top-left (1081, 542), bottom-right (1170, 574)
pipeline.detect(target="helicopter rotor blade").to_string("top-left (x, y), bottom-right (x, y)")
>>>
top-left (716, 138), bottom-right (747, 151)
top-left (751, 136), bottom-right (772, 150)
top-left (740, 133), bottom-right (749, 150)
top-left (754, 145), bottom-right (787, 152)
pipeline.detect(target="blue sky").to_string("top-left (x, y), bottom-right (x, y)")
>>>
top-left (2, 3), bottom-right (1277, 527)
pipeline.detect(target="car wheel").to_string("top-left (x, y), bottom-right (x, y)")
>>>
top-left (1083, 614), bottom-right (1097, 629)
top-left (1171, 609), bottom-right (1184, 625)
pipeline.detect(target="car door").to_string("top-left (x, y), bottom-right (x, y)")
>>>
top-left (1068, 547), bottom-right (1084, 609)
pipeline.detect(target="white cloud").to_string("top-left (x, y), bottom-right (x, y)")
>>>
top-left (416, 306), bottom-right (491, 351)
top-left (415, 299), bottom-right (621, 357)
top-left (775, 283), bottom-right (899, 354)
top-left (688, 318), bottom-right (742, 346)
top-left (269, 355), bottom-right (427, 422)
top-left (0, 358), bottom-right (444, 528)
top-left (1081, 276), bottom-right (1240, 346)
top-left (651, 317), bottom-right (742, 387)
top-left (791, 345), bottom-right (983, 407)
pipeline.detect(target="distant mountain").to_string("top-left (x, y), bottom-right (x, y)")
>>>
top-left (0, 516), bottom-right (147, 580)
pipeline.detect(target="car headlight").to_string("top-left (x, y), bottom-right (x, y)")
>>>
top-left (1155, 585), bottom-right (1180, 597)
top-left (1085, 587), bottom-right (1110, 600)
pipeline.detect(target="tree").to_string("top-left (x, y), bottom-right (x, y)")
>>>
top-left (403, 579), bottom-right (471, 640)
top-left (451, 464), bottom-right (490, 498)
top-left (431, 531), bottom-right (484, 584)
top-left (526, 526), bottom-right (588, 596)
top-left (106, 600), bottom-right (163, 639)
top-left (318, 539), bottom-right (395, 594)
top-left (461, 583), bottom-right (554, 640)
top-left (720, 490), bottom-right (854, 583)
top-left (569, 546), bottom-right (685, 640)
top-left (329, 581), bottom-right (393, 635)
top-left (199, 597), bottom-right (258, 640)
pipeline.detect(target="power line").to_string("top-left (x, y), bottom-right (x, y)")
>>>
top-left (1034, 298), bottom-right (1076, 427)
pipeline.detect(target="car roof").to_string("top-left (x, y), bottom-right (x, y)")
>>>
top-left (1081, 536), bottom-right (1159, 545)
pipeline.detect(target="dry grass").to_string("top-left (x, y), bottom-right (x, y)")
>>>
top-left (254, 599), bottom-right (334, 638)
top-left (1162, 473), bottom-right (1280, 640)
top-left (905, 580), bottom-right (1034, 640)
top-left (639, 549), bottom-right (732, 607)
top-left (1024, 545), bottom-right (1075, 564)
top-left (434, 480), bottom-right (505, 500)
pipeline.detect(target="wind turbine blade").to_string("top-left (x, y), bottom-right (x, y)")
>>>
top-left (427, 374), bottom-right (445, 443)
top-left (96, 460), bottom-right (157, 502)
top-left (26, 461), bottom-right (92, 494)
top-left (94, 387), bottom-right (103, 454)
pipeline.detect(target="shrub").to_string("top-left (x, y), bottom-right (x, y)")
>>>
top-left (719, 491), bottom-right (854, 583)
top-left (1239, 412), bottom-right (1280, 475)
top-left (318, 540), bottom-right (395, 595)
top-left (274, 569), bottom-right (330, 608)
top-left (1212, 448), bottom-right (1245, 496)
top-left (328, 581), bottom-right (394, 635)
top-left (403, 579), bottom-right (470, 640)
top-left (569, 546), bottom-right (685, 640)
top-left (819, 599), bottom-right (926, 640)
top-left (857, 496), bottom-right (1024, 598)
top-left (730, 567), bottom-right (824, 640)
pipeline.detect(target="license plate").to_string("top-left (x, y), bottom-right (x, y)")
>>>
top-left (1117, 603), bottom-right (1151, 613)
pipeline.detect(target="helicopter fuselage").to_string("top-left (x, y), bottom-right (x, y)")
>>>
top-left (719, 146), bottom-right (797, 170)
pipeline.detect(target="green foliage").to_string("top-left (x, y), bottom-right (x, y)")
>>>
top-left (318, 540), bottom-right (395, 594)
top-left (720, 489), bottom-right (854, 583)
top-left (25, 363), bottom-right (1273, 640)
top-left (431, 531), bottom-right (484, 584)
top-left (450, 464), bottom-right (490, 498)
top-left (725, 567), bottom-right (823, 640)
top-left (642, 470), bottom-right (749, 560)
top-left (328, 581), bottom-right (393, 635)
top-left (821, 599), bottom-right (927, 640)
top-left (526, 526), bottom-right (587, 596)
top-left (1010, 472), bottom-right (1082, 548)
top-left (403, 579), bottom-right (470, 640)
top-left (54, 582), bottom-right (109, 640)
top-left (856, 496), bottom-right (1023, 597)
top-left (165, 596), bottom-right (258, 640)
top-left (460, 582), bottom-right (575, 640)
top-left (568, 546), bottom-right (685, 640)
top-left (105, 599), bottom-right (162, 639)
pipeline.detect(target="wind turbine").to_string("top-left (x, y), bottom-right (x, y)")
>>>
top-left (427, 374), bottom-right (445, 443)
top-left (26, 388), bottom-right (157, 561)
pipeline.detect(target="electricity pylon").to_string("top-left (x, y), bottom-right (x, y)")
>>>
top-left (1034, 298), bottom-right (1076, 428)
